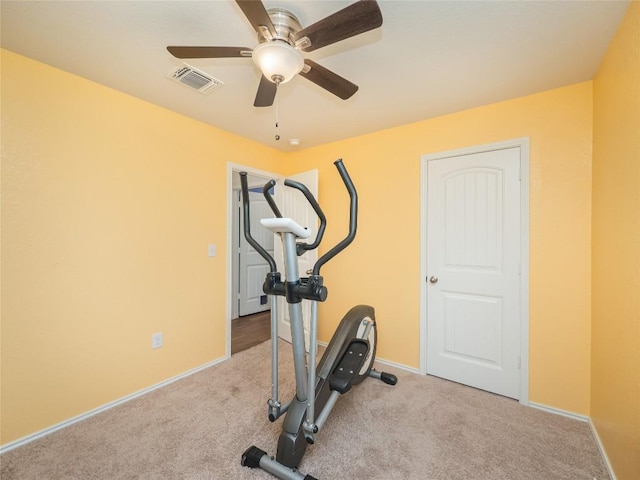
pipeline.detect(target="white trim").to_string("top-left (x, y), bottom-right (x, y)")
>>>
top-left (419, 158), bottom-right (428, 375)
top-left (0, 356), bottom-right (227, 454)
top-left (419, 138), bottom-right (530, 405)
top-left (588, 418), bottom-right (618, 480)
top-left (226, 162), bottom-right (280, 358)
top-left (375, 356), bottom-right (422, 375)
top-left (529, 402), bottom-right (617, 478)
top-left (528, 401), bottom-right (589, 423)
top-left (519, 137), bottom-right (531, 406)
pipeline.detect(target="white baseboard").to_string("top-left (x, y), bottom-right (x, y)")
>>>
top-left (529, 402), bottom-right (616, 480)
top-left (588, 418), bottom-right (617, 480)
top-left (374, 356), bottom-right (421, 374)
top-left (528, 401), bottom-right (590, 422)
top-left (0, 355), bottom-right (228, 454)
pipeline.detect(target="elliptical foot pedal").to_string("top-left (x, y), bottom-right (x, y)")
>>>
top-left (241, 446), bottom-right (267, 469)
top-left (329, 340), bottom-right (369, 394)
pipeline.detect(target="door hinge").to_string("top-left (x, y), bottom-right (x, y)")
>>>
top-left (518, 356), bottom-right (521, 369)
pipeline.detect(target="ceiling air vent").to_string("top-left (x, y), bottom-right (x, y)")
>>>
top-left (168, 63), bottom-right (223, 94)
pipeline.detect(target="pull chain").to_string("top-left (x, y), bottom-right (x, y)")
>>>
top-left (274, 83), bottom-right (280, 141)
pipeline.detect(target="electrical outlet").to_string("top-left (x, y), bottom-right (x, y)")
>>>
top-left (152, 332), bottom-right (163, 349)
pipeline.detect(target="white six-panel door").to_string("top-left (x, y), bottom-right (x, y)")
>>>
top-left (425, 147), bottom-right (522, 399)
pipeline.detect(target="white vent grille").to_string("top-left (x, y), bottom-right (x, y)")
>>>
top-left (168, 63), bottom-right (223, 94)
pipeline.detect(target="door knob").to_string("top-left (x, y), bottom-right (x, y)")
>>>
top-left (429, 276), bottom-right (438, 284)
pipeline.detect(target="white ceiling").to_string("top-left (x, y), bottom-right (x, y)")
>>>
top-left (1, 0), bottom-right (629, 151)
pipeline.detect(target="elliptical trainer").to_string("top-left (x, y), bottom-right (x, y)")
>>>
top-left (239, 159), bottom-right (397, 480)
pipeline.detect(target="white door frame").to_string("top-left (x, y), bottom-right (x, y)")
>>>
top-left (226, 162), bottom-right (279, 358)
top-left (419, 138), bottom-right (530, 405)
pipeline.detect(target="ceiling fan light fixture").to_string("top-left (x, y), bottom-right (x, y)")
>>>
top-left (252, 41), bottom-right (303, 84)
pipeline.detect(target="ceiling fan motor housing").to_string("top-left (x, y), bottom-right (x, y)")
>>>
top-left (252, 8), bottom-right (304, 84)
top-left (260, 8), bottom-right (302, 44)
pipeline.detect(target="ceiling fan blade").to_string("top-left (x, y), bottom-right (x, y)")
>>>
top-left (299, 59), bottom-right (358, 100)
top-left (167, 46), bottom-right (252, 58)
top-left (254, 75), bottom-right (277, 107)
top-left (236, 0), bottom-right (276, 38)
top-left (293, 0), bottom-right (382, 52)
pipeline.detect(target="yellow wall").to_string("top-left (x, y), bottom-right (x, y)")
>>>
top-left (0, 48), bottom-right (597, 445)
top-left (287, 82), bottom-right (593, 415)
top-left (0, 49), bottom-right (281, 444)
top-left (591, 1), bottom-right (640, 478)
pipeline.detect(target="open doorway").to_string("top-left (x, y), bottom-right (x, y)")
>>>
top-left (227, 163), bottom-right (278, 356)
top-left (226, 163), bottom-right (320, 356)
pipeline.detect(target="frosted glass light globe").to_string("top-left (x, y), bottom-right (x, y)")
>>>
top-left (252, 41), bottom-right (304, 84)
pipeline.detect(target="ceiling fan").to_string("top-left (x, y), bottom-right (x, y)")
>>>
top-left (167, 0), bottom-right (383, 107)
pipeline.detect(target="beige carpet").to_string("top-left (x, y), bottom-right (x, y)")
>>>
top-left (1, 340), bottom-right (609, 479)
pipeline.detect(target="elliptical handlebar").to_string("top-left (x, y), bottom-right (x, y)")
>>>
top-left (239, 172), bottom-right (277, 273)
top-left (262, 179), bottom-right (282, 218)
top-left (239, 159), bottom-right (357, 277)
top-left (312, 159), bottom-right (357, 276)
top-left (283, 178), bottom-right (327, 254)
